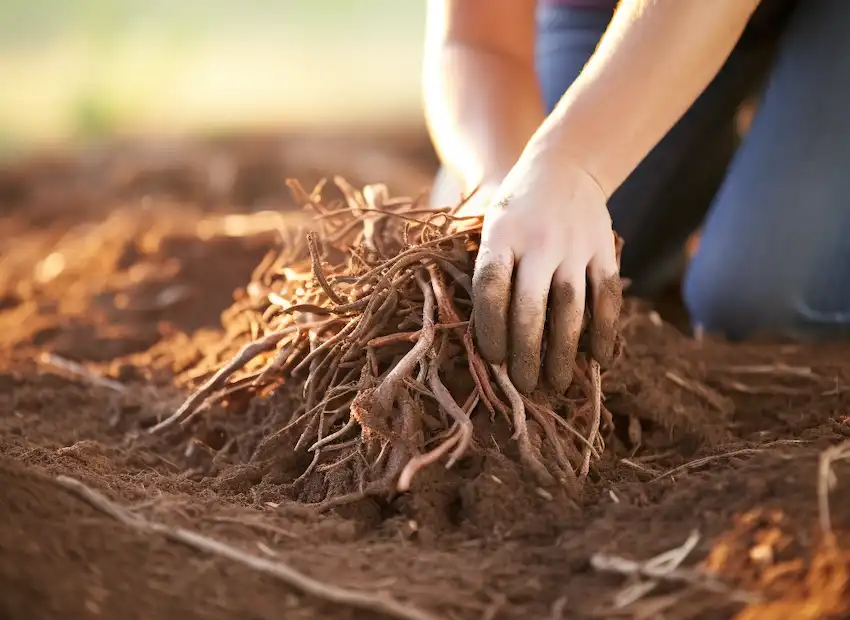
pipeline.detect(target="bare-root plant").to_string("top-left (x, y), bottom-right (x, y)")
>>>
top-left (152, 178), bottom-right (622, 507)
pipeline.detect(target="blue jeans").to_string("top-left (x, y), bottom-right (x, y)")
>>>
top-left (536, 0), bottom-right (850, 341)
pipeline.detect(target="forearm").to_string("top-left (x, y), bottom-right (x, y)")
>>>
top-left (530, 0), bottom-right (762, 197)
top-left (423, 2), bottom-right (544, 190)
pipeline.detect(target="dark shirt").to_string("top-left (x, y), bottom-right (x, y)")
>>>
top-left (540, 0), bottom-right (616, 7)
top-left (538, 0), bottom-right (800, 42)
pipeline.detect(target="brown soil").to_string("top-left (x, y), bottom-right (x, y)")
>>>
top-left (2, 132), bottom-right (850, 620)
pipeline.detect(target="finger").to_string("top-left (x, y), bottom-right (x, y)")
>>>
top-left (472, 242), bottom-right (514, 364)
top-left (544, 262), bottom-right (586, 393)
top-left (588, 237), bottom-right (623, 368)
top-left (508, 253), bottom-right (554, 394)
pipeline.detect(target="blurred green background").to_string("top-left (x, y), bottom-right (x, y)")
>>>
top-left (0, 0), bottom-right (427, 152)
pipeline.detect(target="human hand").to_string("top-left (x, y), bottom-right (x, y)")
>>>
top-left (470, 150), bottom-right (622, 394)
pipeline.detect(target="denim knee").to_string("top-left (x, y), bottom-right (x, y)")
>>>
top-left (684, 260), bottom-right (850, 341)
top-left (683, 252), bottom-right (797, 340)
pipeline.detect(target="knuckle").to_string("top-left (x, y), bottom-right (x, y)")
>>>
top-left (482, 209), bottom-right (512, 236)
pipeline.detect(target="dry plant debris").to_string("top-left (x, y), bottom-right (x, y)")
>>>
top-left (591, 529), bottom-right (757, 613)
top-left (701, 441), bottom-right (850, 620)
top-left (150, 177), bottom-right (622, 506)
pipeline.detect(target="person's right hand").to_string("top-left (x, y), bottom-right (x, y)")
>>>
top-left (470, 149), bottom-right (622, 394)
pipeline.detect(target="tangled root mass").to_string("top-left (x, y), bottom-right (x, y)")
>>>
top-left (152, 178), bottom-right (623, 509)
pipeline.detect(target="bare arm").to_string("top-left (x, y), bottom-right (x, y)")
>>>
top-left (422, 0), bottom-right (543, 192)
top-left (468, 0), bottom-right (763, 393)
top-left (528, 0), bottom-right (763, 196)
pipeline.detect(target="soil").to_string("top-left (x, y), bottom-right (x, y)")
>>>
top-left (2, 131), bottom-right (850, 620)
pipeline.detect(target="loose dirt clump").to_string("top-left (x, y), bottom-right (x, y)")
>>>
top-left (2, 135), bottom-right (850, 620)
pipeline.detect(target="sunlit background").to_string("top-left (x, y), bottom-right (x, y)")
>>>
top-left (0, 0), bottom-right (427, 154)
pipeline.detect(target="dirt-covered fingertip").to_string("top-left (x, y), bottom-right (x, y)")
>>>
top-left (544, 360), bottom-right (574, 395)
top-left (471, 258), bottom-right (513, 364)
top-left (591, 321), bottom-right (617, 369)
top-left (543, 280), bottom-right (582, 394)
top-left (472, 304), bottom-right (506, 363)
top-left (508, 349), bottom-right (540, 395)
top-left (590, 273), bottom-right (623, 369)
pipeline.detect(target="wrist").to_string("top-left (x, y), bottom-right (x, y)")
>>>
top-left (519, 132), bottom-right (610, 203)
